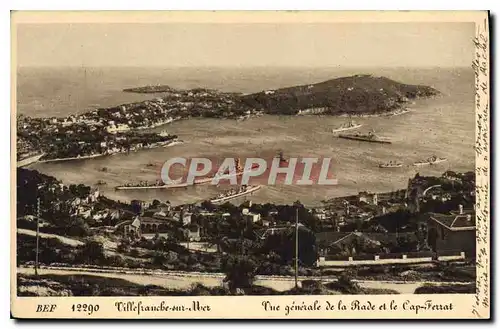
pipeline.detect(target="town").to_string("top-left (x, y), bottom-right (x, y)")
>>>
top-left (16, 87), bottom-right (259, 163)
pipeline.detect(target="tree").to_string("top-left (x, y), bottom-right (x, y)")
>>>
top-left (117, 239), bottom-right (131, 253)
top-left (152, 251), bottom-right (167, 267)
top-left (78, 240), bottom-right (105, 265)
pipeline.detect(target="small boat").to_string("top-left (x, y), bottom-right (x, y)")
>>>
top-left (379, 161), bottom-right (403, 168)
top-left (210, 185), bottom-right (262, 204)
top-left (413, 156), bottom-right (448, 166)
top-left (390, 108), bottom-right (411, 116)
top-left (96, 180), bottom-right (107, 185)
top-left (332, 117), bottom-right (363, 133)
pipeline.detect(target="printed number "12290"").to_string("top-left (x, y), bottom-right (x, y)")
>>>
top-left (71, 304), bottom-right (100, 315)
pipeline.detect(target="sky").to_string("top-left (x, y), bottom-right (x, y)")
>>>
top-left (16, 22), bottom-right (475, 68)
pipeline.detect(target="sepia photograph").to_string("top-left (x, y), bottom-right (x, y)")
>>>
top-left (11, 11), bottom-right (490, 319)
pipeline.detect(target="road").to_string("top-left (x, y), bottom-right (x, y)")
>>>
top-left (17, 228), bottom-right (84, 247)
top-left (17, 266), bottom-right (472, 294)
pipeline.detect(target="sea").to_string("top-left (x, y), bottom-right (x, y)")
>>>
top-left (17, 66), bottom-right (476, 207)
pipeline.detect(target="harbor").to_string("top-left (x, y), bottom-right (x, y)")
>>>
top-left (23, 68), bottom-right (475, 208)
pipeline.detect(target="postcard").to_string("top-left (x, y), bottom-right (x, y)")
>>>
top-left (11, 10), bottom-right (490, 319)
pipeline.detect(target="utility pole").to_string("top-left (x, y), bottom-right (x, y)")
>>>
top-left (35, 197), bottom-right (40, 276)
top-left (294, 206), bottom-right (299, 289)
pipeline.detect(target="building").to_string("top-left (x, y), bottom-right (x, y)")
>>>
top-left (123, 217), bottom-right (141, 239)
top-left (312, 208), bottom-right (327, 221)
top-left (131, 199), bottom-right (149, 215)
top-left (117, 216), bottom-right (172, 240)
top-left (106, 123), bottom-right (130, 134)
top-left (317, 231), bottom-right (382, 256)
top-left (172, 210), bottom-right (192, 226)
top-left (261, 219), bottom-right (271, 227)
top-left (427, 205), bottom-right (476, 257)
top-left (358, 192), bottom-right (378, 205)
top-left (187, 224), bottom-right (201, 241)
top-left (256, 223), bottom-right (306, 240)
top-left (142, 232), bottom-right (170, 241)
top-left (242, 208), bottom-right (261, 223)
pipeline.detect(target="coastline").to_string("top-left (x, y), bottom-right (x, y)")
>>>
top-left (338, 108), bottom-right (412, 118)
top-left (135, 117), bottom-right (182, 130)
top-left (39, 153), bottom-right (106, 163)
top-left (16, 153), bottom-right (45, 168)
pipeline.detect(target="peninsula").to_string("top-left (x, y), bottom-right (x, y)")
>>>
top-left (239, 74), bottom-right (440, 115)
top-left (123, 75), bottom-right (439, 117)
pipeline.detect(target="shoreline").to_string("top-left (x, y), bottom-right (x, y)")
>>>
top-left (39, 140), bottom-right (184, 163)
top-left (338, 108), bottom-right (412, 118)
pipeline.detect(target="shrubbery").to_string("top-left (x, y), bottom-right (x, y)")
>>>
top-left (222, 256), bottom-right (257, 292)
top-left (415, 283), bottom-right (475, 294)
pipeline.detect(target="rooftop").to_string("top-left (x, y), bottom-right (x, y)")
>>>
top-left (429, 210), bottom-right (475, 231)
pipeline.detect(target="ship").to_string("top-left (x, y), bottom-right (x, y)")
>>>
top-left (210, 185), bottom-right (262, 204)
top-left (379, 161), bottom-right (403, 168)
top-left (114, 158), bottom-right (259, 190)
top-left (338, 131), bottom-right (391, 144)
top-left (413, 155), bottom-right (448, 166)
top-left (332, 117), bottom-right (363, 133)
top-left (115, 180), bottom-right (190, 190)
top-left (17, 152), bottom-right (45, 168)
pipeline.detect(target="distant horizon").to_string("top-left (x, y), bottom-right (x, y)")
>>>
top-left (17, 64), bottom-right (474, 69)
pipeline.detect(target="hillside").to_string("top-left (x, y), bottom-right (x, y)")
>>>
top-left (238, 74), bottom-right (440, 115)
